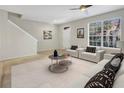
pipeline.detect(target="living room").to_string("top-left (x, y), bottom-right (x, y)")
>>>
top-left (0, 2), bottom-right (124, 90)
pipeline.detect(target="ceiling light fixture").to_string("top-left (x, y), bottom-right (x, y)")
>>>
top-left (69, 5), bottom-right (92, 11)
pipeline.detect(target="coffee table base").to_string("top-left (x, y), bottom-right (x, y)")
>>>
top-left (59, 60), bottom-right (72, 66)
top-left (48, 64), bottom-right (68, 73)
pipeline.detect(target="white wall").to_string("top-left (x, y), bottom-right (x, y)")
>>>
top-left (58, 8), bottom-right (124, 48)
top-left (9, 14), bottom-right (59, 52)
top-left (0, 10), bottom-right (37, 61)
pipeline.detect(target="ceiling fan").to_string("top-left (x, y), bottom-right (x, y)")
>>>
top-left (70, 5), bottom-right (92, 11)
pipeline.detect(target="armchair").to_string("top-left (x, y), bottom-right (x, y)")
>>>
top-left (66, 45), bottom-right (79, 58)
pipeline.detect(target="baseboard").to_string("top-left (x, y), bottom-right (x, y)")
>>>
top-left (0, 53), bottom-right (37, 62)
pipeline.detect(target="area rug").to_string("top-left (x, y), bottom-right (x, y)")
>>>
top-left (11, 57), bottom-right (96, 88)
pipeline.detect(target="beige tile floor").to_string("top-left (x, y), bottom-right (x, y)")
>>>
top-left (0, 49), bottom-right (65, 88)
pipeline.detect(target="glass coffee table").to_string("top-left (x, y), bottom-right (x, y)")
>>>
top-left (48, 54), bottom-right (72, 73)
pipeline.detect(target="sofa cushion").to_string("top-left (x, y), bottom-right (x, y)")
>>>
top-left (82, 65), bottom-right (104, 78)
top-left (101, 47), bottom-right (121, 54)
top-left (86, 47), bottom-right (96, 53)
top-left (98, 59), bottom-right (110, 66)
top-left (84, 69), bottom-right (115, 88)
top-left (104, 54), bottom-right (116, 60)
top-left (71, 75), bottom-right (90, 88)
top-left (82, 52), bottom-right (96, 56)
top-left (96, 47), bottom-right (101, 51)
top-left (70, 45), bottom-right (78, 50)
top-left (113, 74), bottom-right (124, 88)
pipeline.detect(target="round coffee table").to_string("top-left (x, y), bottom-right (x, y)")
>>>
top-left (48, 54), bottom-right (72, 73)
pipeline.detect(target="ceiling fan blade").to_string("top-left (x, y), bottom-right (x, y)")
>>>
top-left (69, 5), bottom-right (92, 11)
top-left (84, 5), bottom-right (92, 8)
top-left (69, 8), bottom-right (80, 10)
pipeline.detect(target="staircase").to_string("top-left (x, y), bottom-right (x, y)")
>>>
top-left (0, 10), bottom-right (38, 61)
top-left (8, 20), bottom-right (37, 42)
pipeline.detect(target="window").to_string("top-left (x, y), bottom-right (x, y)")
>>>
top-left (89, 21), bottom-right (102, 46)
top-left (89, 18), bottom-right (121, 48)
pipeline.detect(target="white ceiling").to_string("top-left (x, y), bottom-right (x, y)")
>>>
top-left (0, 5), bottom-right (124, 24)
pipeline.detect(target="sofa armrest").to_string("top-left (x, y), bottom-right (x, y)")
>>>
top-left (96, 50), bottom-right (105, 54)
top-left (66, 48), bottom-right (71, 51)
top-left (96, 50), bottom-right (105, 61)
top-left (78, 48), bottom-right (86, 58)
top-left (78, 48), bottom-right (86, 53)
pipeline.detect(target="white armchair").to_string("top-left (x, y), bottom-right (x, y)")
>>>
top-left (66, 45), bottom-right (79, 58)
top-left (66, 49), bottom-right (78, 58)
top-left (79, 48), bottom-right (105, 63)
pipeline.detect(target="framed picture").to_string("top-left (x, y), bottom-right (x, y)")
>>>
top-left (77, 28), bottom-right (84, 38)
top-left (43, 30), bottom-right (52, 40)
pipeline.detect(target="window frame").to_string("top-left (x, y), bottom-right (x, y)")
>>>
top-left (88, 17), bottom-right (121, 48)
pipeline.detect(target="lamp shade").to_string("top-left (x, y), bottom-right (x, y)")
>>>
top-left (117, 41), bottom-right (124, 48)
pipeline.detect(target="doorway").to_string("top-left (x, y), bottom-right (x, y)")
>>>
top-left (62, 27), bottom-right (71, 49)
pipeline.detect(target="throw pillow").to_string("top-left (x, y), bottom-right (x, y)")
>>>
top-left (70, 45), bottom-right (78, 50)
top-left (86, 47), bottom-right (96, 53)
top-left (110, 53), bottom-right (124, 63)
top-left (110, 58), bottom-right (121, 67)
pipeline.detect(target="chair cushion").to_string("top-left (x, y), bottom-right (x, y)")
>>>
top-left (86, 47), bottom-right (96, 53)
top-left (70, 45), bottom-right (78, 50)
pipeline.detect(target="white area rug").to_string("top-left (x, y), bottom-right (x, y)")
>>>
top-left (11, 57), bottom-right (96, 88)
